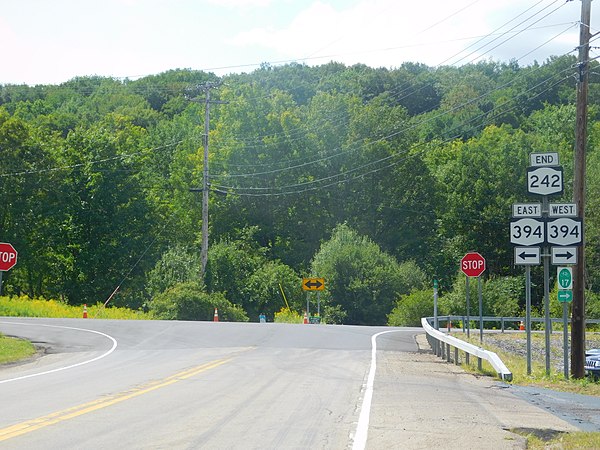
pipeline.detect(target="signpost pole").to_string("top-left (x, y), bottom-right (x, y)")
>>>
top-left (0, 271), bottom-right (3, 296)
top-left (317, 291), bottom-right (321, 317)
top-left (563, 302), bottom-right (570, 380)
top-left (465, 276), bottom-right (470, 339)
top-left (433, 279), bottom-right (439, 330)
top-left (306, 292), bottom-right (309, 319)
top-left (478, 276), bottom-right (483, 344)
top-left (543, 196), bottom-right (551, 376)
top-left (526, 265), bottom-right (532, 375)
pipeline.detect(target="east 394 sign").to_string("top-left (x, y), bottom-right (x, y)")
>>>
top-left (510, 217), bottom-right (582, 247)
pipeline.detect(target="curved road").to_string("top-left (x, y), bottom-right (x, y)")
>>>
top-left (0, 318), bottom-right (581, 449)
top-left (0, 318), bottom-right (415, 449)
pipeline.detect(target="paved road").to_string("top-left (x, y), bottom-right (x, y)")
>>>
top-left (0, 318), bottom-right (582, 449)
top-left (0, 318), bottom-right (415, 449)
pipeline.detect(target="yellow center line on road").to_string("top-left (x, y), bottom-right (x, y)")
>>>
top-left (0, 357), bottom-right (233, 442)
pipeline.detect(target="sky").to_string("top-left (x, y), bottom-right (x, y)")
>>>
top-left (1, 0), bottom-right (598, 85)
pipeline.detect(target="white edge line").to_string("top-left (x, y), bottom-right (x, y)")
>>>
top-left (0, 321), bottom-right (118, 384)
top-left (352, 329), bottom-right (400, 450)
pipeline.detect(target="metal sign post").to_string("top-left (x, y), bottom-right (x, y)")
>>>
top-left (478, 277), bottom-right (483, 344)
top-left (525, 265), bottom-right (532, 375)
top-left (543, 197), bottom-right (552, 376)
top-left (433, 279), bottom-right (439, 330)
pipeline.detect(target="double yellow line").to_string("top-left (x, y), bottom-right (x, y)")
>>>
top-left (0, 357), bottom-right (231, 442)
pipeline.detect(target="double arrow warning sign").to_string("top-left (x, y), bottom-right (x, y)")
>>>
top-left (302, 278), bottom-right (325, 291)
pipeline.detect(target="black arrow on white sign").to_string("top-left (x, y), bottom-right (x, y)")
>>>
top-left (514, 247), bottom-right (541, 265)
top-left (554, 250), bottom-right (574, 260)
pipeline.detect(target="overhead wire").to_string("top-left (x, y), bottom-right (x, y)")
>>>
top-left (209, 65), bottom-right (576, 197)
top-left (210, 53), bottom-right (577, 185)
top-left (209, 2), bottom-right (575, 169)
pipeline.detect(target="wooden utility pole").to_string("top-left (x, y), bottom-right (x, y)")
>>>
top-left (572, 0), bottom-right (591, 379)
top-left (189, 82), bottom-right (227, 281)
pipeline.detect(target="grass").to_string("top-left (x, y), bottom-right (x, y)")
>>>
top-left (0, 333), bottom-right (36, 364)
top-left (516, 429), bottom-right (600, 449)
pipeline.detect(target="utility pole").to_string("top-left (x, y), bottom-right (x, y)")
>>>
top-left (572, 0), bottom-right (591, 379)
top-left (189, 82), bottom-right (227, 281)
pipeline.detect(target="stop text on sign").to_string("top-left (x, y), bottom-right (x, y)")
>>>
top-left (0, 252), bottom-right (16, 264)
top-left (0, 242), bottom-right (18, 271)
top-left (460, 252), bottom-right (486, 277)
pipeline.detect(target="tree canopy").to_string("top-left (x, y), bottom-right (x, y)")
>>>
top-left (1, 56), bottom-right (599, 324)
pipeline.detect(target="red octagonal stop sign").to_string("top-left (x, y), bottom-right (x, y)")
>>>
top-left (461, 252), bottom-right (486, 277)
top-left (0, 243), bottom-right (18, 271)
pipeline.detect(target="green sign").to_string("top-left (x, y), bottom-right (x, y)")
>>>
top-left (557, 267), bottom-right (573, 290)
top-left (558, 290), bottom-right (573, 303)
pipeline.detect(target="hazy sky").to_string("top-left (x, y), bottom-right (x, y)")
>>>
top-left (1, 0), bottom-right (598, 85)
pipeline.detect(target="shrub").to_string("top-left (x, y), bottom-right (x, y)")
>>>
top-left (388, 289), bottom-right (433, 327)
top-left (148, 282), bottom-right (248, 321)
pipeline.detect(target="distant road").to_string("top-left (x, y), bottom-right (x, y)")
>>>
top-left (0, 318), bottom-right (578, 449)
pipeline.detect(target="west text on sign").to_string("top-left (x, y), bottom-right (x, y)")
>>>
top-left (549, 203), bottom-right (577, 217)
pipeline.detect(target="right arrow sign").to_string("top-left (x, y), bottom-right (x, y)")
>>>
top-left (551, 247), bottom-right (577, 265)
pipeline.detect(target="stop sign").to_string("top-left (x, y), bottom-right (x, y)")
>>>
top-left (0, 243), bottom-right (18, 271)
top-left (461, 252), bottom-right (486, 277)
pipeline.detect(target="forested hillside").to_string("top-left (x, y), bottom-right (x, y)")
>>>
top-left (2, 57), bottom-right (600, 325)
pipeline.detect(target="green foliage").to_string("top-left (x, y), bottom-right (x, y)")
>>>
top-left (146, 245), bottom-right (201, 299)
top-left (0, 295), bottom-right (152, 319)
top-left (3, 59), bottom-right (600, 324)
top-left (438, 273), bottom-right (522, 318)
top-left (484, 276), bottom-right (523, 317)
top-left (388, 289), bottom-right (434, 327)
top-left (204, 228), bottom-right (301, 320)
top-left (148, 282), bottom-right (248, 322)
top-left (311, 224), bottom-right (427, 325)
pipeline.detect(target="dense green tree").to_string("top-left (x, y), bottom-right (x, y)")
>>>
top-left (311, 224), bottom-right (427, 325)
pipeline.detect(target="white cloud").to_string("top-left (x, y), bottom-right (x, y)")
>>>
top-left (206, 0), bottom-right (273, 7)
top-left (227, 0), bottom-right (584, 68)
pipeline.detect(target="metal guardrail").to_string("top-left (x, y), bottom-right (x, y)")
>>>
top-left (421, 317), bottom-right (513, 382)
top-left (432, 315), bottom-right (600, 333)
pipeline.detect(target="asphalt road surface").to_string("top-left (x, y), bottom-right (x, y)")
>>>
top-left (0, 318), bottom-right (583, 449)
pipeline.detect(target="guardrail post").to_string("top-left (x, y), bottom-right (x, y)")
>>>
top-left (478, 358), bottom-right (482, 371)
top-left (454, 347), bottom-right (459, 365)
top-left (447, 344), bottom-right (452, 362)
top-left (501, 317), bottom-right (505, 333)
top-left (462, 316), bottom-right (466, 333)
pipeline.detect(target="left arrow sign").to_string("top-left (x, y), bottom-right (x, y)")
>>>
top-left (514, 247), bottom-right (541, 265)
